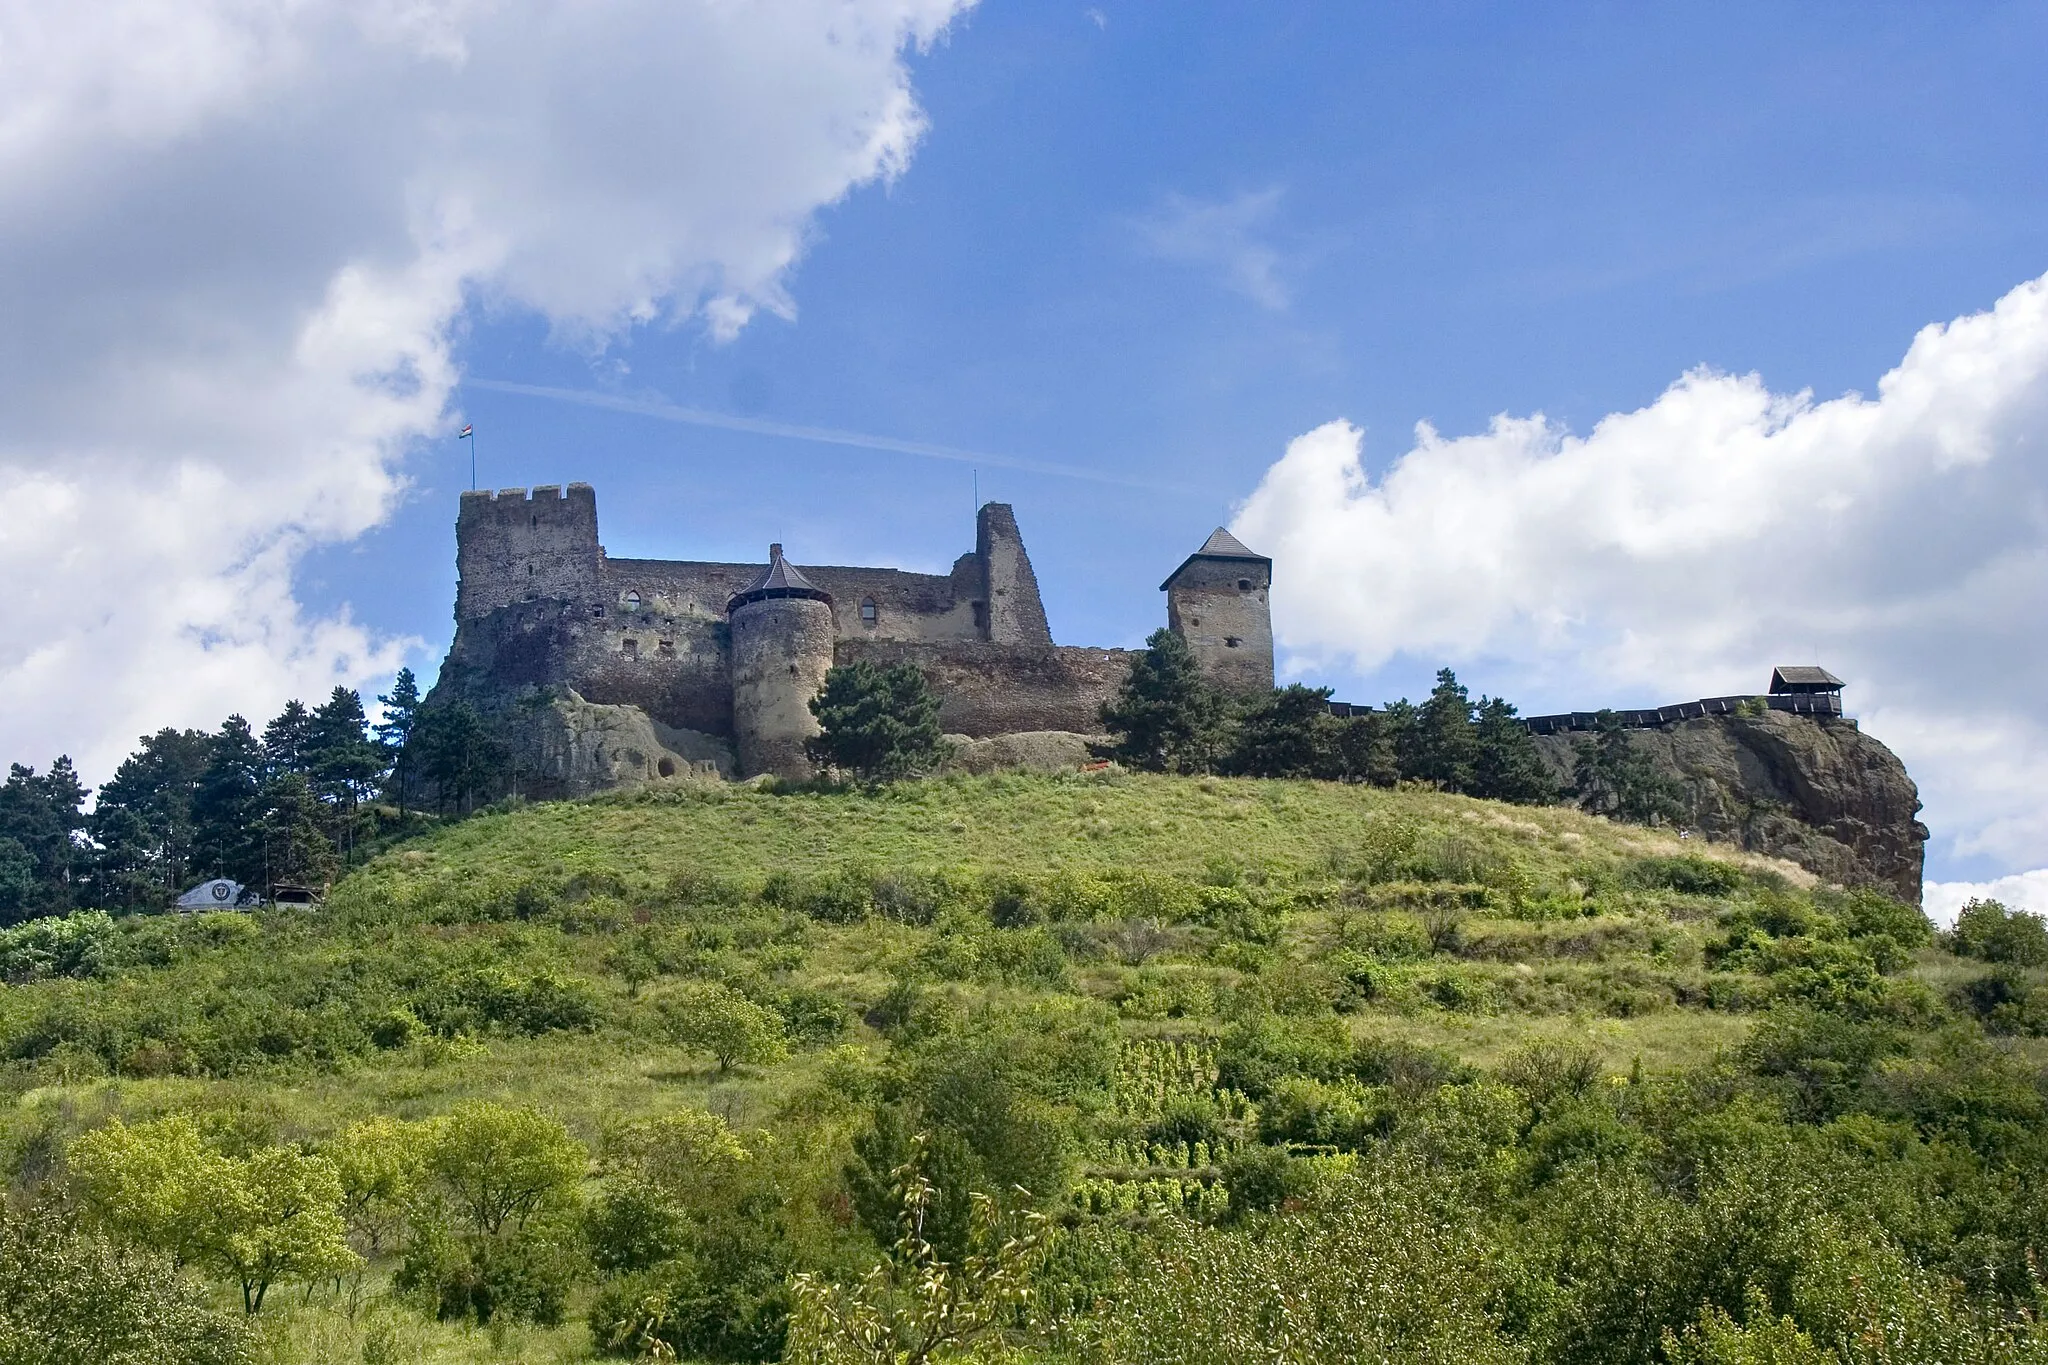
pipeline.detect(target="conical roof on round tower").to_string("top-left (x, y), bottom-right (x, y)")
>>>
top-left (728, 543), bottom-right (833, 612)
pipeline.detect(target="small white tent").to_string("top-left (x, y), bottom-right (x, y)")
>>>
top-left (174, 878), bottom-right (245, 911)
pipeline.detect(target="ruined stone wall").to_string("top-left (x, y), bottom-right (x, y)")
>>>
top-left (1166, 557), bottom-right (1274, 694)
top-left (834, 638), bottom-right (1128, 737)
top-left (599, 558), bottom-right (985, 643)
top-left (456, 484), bottom-right (602, 619)
top-left (977, 503), bottom-right (1053, 645)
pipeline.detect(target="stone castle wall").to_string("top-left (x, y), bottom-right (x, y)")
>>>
top-left (433, 485), bottom-right (1193, 751)
top-left (834, 638), bottom-right (1130, 737)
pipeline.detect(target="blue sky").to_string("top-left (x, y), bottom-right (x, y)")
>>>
top-left (320, 3), bottom-right (2046, 686)
top-left (6, 1), bottom-right (2048, 896)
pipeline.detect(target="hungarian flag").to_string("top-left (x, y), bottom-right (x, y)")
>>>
top-left (458, 424), bottom-right (473, 438)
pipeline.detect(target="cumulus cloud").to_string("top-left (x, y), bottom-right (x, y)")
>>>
top-left (1233, 273), bottom-right (2048, 876)
top-left (1925, 871), bottom-right (2048, 928)
top-left (0, 0), bottom-right (969, 779)
top-left (1134, 188), bottom-right (1290, 309)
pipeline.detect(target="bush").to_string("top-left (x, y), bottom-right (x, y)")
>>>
top-left (0, 1203), bottom-right (252, 1365)
top-left (1626, 856), bottom-right (1742, 897)
top-left (1221, 1145), bottom-right (1300, 1218)
top-left (1948, 898), bottom-right (2048, 966)
top-left (404, 1218), bottom-right (583, 1326)
top-left (660, 983), bottom-right (788, 1072)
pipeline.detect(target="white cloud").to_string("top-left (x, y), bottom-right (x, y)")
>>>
top-left (1233, 273), bottom-right (2048, 880)
top-left (1925, 871), bottom-right (2048, 928)
top-left (1134, 188), bottom-right (1290, 309)
top-left (0, 0), bottom-right (971, 779)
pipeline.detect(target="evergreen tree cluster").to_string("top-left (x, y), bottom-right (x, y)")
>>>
top-left (1100, 629), bottom-right (1680, 821)
top-left (0, 668), bottom-right (514, 924)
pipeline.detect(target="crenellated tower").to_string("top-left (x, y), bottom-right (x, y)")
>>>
top-left (455, 483), bottom-right (602, 620)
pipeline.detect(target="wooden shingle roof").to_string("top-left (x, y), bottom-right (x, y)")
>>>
top-left (1769, 666), bottom-right (1844, 693)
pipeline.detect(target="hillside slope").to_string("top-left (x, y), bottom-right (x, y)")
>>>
top-left (2, 773), bottom-right (2038, 1365)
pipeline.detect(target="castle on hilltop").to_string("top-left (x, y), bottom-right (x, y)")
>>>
top-left (430, 483), bottom-right (1273, 780)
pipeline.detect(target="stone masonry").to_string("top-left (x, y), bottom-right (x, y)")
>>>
top-left (428, 484), bottom-right (1271, 781)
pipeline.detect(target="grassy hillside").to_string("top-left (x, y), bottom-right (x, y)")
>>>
top-left (4, 772), bottom-right (2043, 1364)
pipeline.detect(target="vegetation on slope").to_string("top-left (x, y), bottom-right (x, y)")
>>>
top-left (2, 772), bottom-right (2045, 1365)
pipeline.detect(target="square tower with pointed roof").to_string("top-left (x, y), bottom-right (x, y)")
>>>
top-left (1162, 527), bottom-right (1274, 695)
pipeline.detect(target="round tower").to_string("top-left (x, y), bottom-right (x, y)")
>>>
top-left (728, 544), bottom-right (836, 780)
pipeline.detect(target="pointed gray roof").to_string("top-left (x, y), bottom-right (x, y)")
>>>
top-left (1196, 526), bottom-right (1262, 559)
top-left (1161, 526), bottom-right (1271, 590)
top-left (728, 543), bottom-right (832, 612)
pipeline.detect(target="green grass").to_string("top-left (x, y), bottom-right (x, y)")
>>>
top-left (348, 770), bottom-right (1794, 899)
top-left (5, 771), bottom-right (1974, 1364)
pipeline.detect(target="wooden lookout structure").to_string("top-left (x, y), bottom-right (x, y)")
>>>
top-left (1769, 666), bottom-right (1844, 698)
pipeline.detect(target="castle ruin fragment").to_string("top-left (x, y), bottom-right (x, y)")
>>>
top-left (428, 483), bottom-right (1272, 783)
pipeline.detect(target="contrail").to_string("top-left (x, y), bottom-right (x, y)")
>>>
top-left (465, 379), bottom-right (1200, 495)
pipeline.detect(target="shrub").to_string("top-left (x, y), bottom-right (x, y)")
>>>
top-left (1221, 1146), bottom-right (1300, 1218)
top-left (1626, 856), bottom-right (1743, 897)
top-left (660, 983), bottom-right (788, 1072)
top-left (0, 1204), bottom-right (252, 1365)
top-left (1948, 898), bottom-right (2048, 966)
top-left (0, 909), bottom-right (119, 982)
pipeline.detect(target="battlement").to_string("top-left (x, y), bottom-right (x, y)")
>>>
top-left (458, 482), bottom-right (597, 520)
top-left (454, 482), bottom-right (602, 619)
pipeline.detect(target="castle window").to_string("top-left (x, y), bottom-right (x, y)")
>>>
top-left (624, 590), bottom-right (641, 609)
top-left (657, 639), bottom-right (674, 658)
top-left (592, 604), bottom-right (605, 619)
top-left (1238, 578), bottom-right (1252, 592)
top-left (860, 598), bottom-right (877, 625)
top-left (622, 638), bottom-right (639, 659)
top-left (972, 601), bottom-right (989, 630)
top-left (1225, 636), bottom-right (1242, 648)
top-left (527, 563), bottom-right (534, 575)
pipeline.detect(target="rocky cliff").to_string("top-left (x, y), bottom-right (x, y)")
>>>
top-left (1531, 712), bottom-right (1927, 904)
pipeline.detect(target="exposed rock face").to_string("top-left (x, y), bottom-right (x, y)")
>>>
top-left (496, 690), bottom-right (734, 797)
top-left (1530, 713), bottom-right (1927, 904)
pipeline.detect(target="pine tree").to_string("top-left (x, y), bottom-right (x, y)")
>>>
top-left (260, 700), bottom-right (315, 778)
top-left (1228, 684), bottom-right (1343, 778)
top-left (87, 728), bottom-right (212, 909)
top-left (1101, 629), bottom-right (1231, 774)
top-left (190, 716), bottom-right (266, 887)
top-left (408, 702), bottom-right (510, 813)
top-left (1573, 712), bottom-right (1684, 825)
top-left (308, 688), bottom-right (383, 862)
top-left (0, 758), bottom-right (88, 923)
top-left (1470, 696), bottom-right (1558, 804)
top-left (375, 668), bottom-right (423, 813)
top-left (255, 773), bottom-right (338, 893)
top-left (807, 661), bottom-right (948, 781)
top-left (1336, 709), bottom-right (1401, 786)
top-left (1403, 669), bottom-right (1479, 792)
